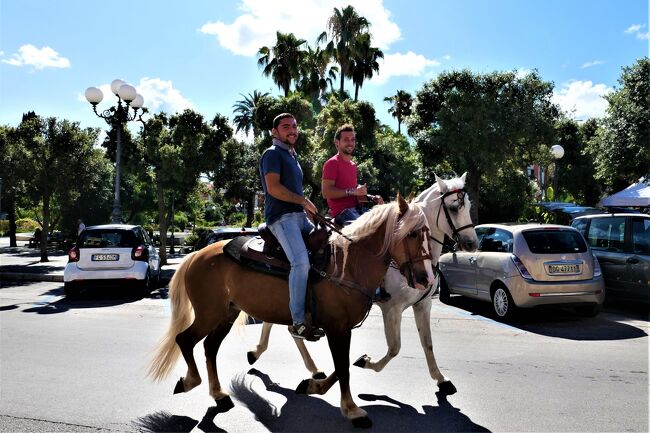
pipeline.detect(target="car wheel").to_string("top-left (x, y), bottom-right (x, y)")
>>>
top-left (575, 304), bottom-right (601, 317)
top-left (140, 271), bottom-right (152, 297)
top-left (64, 283), bottom-right (79, 299)
top-left (439, 274), bottom-right (451, 303)
top-left (492, 286), bottom-right (517, 321)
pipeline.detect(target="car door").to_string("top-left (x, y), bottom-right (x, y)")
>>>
top-left (139, 227), bottom-right (160, 275)
top-left (586, 216), bottom-right (628, 293)
top-left (620, 216), bottom-right (650, 301)
top-left (475, 228), bottom-right (514, 300)
top-left (445, 227), bottom-right (490, 296)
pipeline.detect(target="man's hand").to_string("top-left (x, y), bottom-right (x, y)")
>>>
top-left (354, 183), bottom-right (368, 196)
top-left (370, 195), bottom-right (384, 204)
top-left (302, 197), bottom-right (318, 215)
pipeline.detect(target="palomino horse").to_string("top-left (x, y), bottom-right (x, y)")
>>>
top-left (148, 194), bottom-right (431, 427)
top-left (247, 173), bottom-right (478, 395)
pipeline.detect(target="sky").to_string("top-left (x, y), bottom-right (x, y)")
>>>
top-left (0, 0), bottom-right (647, 140)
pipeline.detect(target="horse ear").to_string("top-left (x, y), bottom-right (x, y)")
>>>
top-left (459, 172), bottom-right (467, 185)
top-left (435, 173), bottom-right (448, 194)
top-left (406, 191), bottom-right (416, 203)
top-left (397, 191), bottom-right (409, 215)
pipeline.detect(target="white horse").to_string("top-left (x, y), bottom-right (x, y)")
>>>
top-left (246, 173), bottom-right (478, 395)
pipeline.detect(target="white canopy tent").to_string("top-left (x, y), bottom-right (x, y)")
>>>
top-left (602, 175), bottom-right (650, 207)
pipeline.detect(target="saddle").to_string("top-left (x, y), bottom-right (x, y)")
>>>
top-left (223, 221), bottom-right (331, 279)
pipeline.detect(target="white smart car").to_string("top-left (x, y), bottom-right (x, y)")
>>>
top-left (64, 224), bottom-right (161, 298)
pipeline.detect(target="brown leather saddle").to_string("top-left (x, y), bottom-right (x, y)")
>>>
top-left (223, 221), bottom-right (331, 279)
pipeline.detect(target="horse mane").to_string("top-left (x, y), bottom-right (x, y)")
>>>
top-left (330, 202), bottom-right (427, 275)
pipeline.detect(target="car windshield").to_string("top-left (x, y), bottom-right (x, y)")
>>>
top-left (522, 229), bottom-right (587, 254)
top-left (78, 230), bottom-right (138, 248)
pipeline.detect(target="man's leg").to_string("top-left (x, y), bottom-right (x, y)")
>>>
top-left (334, 207), bottom-right (362, 227)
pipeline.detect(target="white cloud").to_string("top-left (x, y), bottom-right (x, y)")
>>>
top-left (581, 59), bottom-right (605, 69)
top-left (200, 0), bottom-right (401, 57)
top-left (1, 44), bottom-right (70, 69)
top-left (372, 52), bottom-right (440, 84)
top-left (624, 23), bottom-right (649, 40)
top-left (78, 77), bottom-right (193, 114)
top-left (552, 80), bottom-right (612, 120)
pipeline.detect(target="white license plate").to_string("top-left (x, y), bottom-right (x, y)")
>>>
top-left (548, 264), bottom-right (580, 274)
top-left (92, 254), bottom-right (119, 261)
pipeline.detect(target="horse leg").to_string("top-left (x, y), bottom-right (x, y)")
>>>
top-left (330, 329), bottom-right (371, 428)
top-left (292, 330), bottom-right (326, 379)
top-left (354, 304), bottom-right (403, 372)
top-left (174, 320), bottom-right (213, 393)
top-left (204, 309), bottom-right (240, 412)
top-left (247, 321), bottom-right (273, 365)
top-left (412, 297), bottom-right (457, 395)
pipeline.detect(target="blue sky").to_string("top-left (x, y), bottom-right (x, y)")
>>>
top-left (1, 0), bottom-right (647, 139)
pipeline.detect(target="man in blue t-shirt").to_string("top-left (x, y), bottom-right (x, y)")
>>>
top-left (259, 113), bottom-right (324, 341)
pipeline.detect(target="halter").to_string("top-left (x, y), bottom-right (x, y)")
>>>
top-left (431, 189), bottom-right (475, 247)
top-left (398, 225), bottom-right (433, 288)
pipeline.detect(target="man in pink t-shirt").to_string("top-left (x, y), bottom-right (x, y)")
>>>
top-left (322, 124), bottom-right (384, 226)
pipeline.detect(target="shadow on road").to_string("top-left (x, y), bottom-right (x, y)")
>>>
top-left (224, 368), bottom-right (490, 432)
top-left (440, 296), bottom-right (648, 341)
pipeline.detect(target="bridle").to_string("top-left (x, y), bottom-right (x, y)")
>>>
top-left (398, 225), bottom-right (433, 288)
top-left (429, 189), bottom-right (475, 248)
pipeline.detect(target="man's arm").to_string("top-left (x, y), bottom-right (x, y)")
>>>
top-left (265, 172), bottom-right (317, 214)
top-left (322, 178), bottom-right (367, 199)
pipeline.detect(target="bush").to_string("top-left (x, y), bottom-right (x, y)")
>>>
top-left (0, 220), bottom-right (9, 236)
top-left (16, 218), bottom-right (39, 233)
top-left (173, 212), bottom-right (189, 231)
top-left (227, 212), bottom-right (247, 228)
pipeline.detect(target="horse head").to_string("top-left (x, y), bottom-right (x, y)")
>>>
top-left (418, 173), bottom-right (478, 253)
top-left (390, 193), bottom-right (432, 288)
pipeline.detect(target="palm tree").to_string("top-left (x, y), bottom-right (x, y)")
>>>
top-left (320, 5), bottom-right (370, 96)
top-left (296, 44), bottom-right (339, 107)
top-left (257, 32), bottom-right (306, 97)
top-left (384, 90), bottom-right (413, 134)
top-left (350, 33), bottom-right (384, 101)
top-left (232, 90), bottom-right (270, 140)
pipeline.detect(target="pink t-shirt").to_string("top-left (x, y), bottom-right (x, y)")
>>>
top-left (322, 154), bottom-right (358, 217)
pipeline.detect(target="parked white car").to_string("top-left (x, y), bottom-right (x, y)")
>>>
top-left (63, 224), bottom-right (161, 298)
top-left (439, 223), bottom-right (605, 320)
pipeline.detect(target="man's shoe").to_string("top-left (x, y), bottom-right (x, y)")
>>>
top-left (290, 323), bottom-right (322, 341)
top-left (374, 287), bottom-right (392, 303)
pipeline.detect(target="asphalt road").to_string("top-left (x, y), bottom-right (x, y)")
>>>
top-left (0, 280), bottom-right (648, 432)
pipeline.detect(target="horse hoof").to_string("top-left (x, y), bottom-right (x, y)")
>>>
top-left (312, 372), bottom-right (327, 380)
top-left (295, 379), bottom-right (310, 394)
top-left (353, 355), bottom-right (368, 368)
top-left (247, 351), bottom-right (258, 365)
top-left (351, 416), bottom-right (372, 428)
top-left (438, 380), bottom-right (457, 396)
top-left (173, 377), bottom-right (184, 394)
top-left (214, 396), bottom-right (235, 413)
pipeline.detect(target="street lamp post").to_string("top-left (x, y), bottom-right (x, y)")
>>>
top-left (85, 79), bottom-right (145, 224)
top-left (551, 144), bottom-right (565, 200)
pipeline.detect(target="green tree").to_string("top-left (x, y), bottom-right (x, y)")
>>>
top-left (296, 44), bottom-right (338, 110)
top-left (408, 69), bottom-right (560, 223)
top-left (321, 5), bottom-right (370, 96)
top-left (258, 32), bottom-right (306, 97)
top-left (349, 33), bottom-right (383, 101)
top-left (0, 125), bottom-right (28, 246)
top-left (233, 90), bottom-right (270, 140)
top-left (384, 90), bottom-right (413, 134)
top-left (587, 57), bottom-right (650, 192)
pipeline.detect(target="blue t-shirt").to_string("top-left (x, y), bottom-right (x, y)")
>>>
top-left (259, 140), bottom-right (305, 224)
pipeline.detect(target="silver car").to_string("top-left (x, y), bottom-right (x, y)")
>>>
top-left (439, 223), bottom-right (605, 320)
top-left (64, 224), bottom-right (161, 298)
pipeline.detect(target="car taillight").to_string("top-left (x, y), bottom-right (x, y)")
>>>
top-left (132, 245), bottom-right (149, 261)
top-left (511, 254), bottom-right (533, 280)
top-left (68, 246), bottom-right (80, 263)
top-left (592, 252), bottom-right (602, 277)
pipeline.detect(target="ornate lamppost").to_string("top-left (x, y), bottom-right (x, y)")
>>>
top-left (85, 79), bottom-right (145, 224)
top-left (551, 144), bottom-right (565, 200)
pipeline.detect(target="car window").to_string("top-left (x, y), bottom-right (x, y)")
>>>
top-left (587, 217), bottom-right (626, 252)
top-left (571, 218), bottom-right (588, 236)
top-left (631, 218), bottom-right (650, 255)
top-left (78, 230), bottom-right (139, 248)
top-left (479, 228), bottom-right (513, 253)
top-left (522, 229), bottom-right (587, 254)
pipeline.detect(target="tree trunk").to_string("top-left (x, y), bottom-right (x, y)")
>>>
top-left (40, 194), bottom-right (50, 262)
top-left (397, 119), bottom-right (402, 135)
top-left (354, 84), bottom-right (359, 101)
top-left (245, 193), bottom-right (255, 228)
top-left (467, 170), bottom-right (481, 225)
top-left (8, 196), bottom-right (17, 247)
top-left (156, 179), bottom-right (168, 265)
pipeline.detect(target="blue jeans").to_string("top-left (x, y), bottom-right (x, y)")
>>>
top-left (268, 212), bottom-right (314, 325)
top-left (334, 206), bottom-right (368, 226)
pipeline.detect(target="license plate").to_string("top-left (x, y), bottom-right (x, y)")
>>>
top-left (92, 254), bottom-right (119, 261)
top-left (548, 264), bottom-right (580, 274)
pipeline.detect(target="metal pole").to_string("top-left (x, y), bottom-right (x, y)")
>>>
top-left (553, 160), bottom-right (559, 200)
top-left (169, 192), bottom-right (175, 255)
top-left (111, 122), bottom-right (123, 224)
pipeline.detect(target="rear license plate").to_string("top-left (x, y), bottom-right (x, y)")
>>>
top-left (548, 264), bottom-right (580, 274)
top-left (92, 254), bottom-right (119, 261)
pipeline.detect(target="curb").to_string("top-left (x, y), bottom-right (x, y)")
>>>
top-left (0, 272), bottom-right (64, 283)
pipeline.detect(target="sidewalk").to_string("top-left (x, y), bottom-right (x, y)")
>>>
top-left (0, 237), bottom-right (183, 283)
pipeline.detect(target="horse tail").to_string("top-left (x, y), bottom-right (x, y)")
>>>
top-left (147, 251), bottom-right (198, 382)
